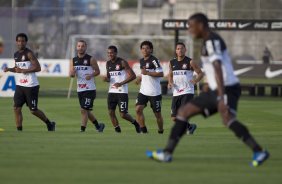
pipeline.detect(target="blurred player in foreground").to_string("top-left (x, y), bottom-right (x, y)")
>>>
top-left (147, 13), bottom-right (269, 167)
top-left (103, 45), bottom-right (140, 133)
top-left (70, 40), bottom-right (105, 132)
top-left (168, 42), bottom-right (203, 134)
top-left (4, 33), bottom-right (56, 131)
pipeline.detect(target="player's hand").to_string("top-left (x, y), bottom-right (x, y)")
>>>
top-left (135, 78), bottom-right (141, 85)
top-left (141, 68), bottom-right (148, 75)
top-left (3, 67), bottom-right (8, 72)
top-left (190, 79), bottom-right (197, 85)
top-left (167, 82), bottom-right (173, 89)
top-left (113, 82), bottom-right (122, 88)
top-left (15, 67), bottom-right (23, 73)
top-left (85, 74), bottom-right (93, 80)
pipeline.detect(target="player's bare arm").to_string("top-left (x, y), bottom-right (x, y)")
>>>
top-left (85, 57), bottom-right (100, 80)
top-left (69, 59), bottom-right (76, 77)
top-left (141, 67), bottom-right (164, 77)
top-left (135, 76), bottom-right (142, 85)
top-left (190, 60), bottom-right (204, 84)
top-left (113, 60), bottom-right (136, 88)
top-left (3, 65), bottom-right (16, 73)
top-left (15, 51), bottom-right (41, 74)
top-left (167, 62), bottom-right (173, 89)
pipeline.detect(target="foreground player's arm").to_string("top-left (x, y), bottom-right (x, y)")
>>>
top-left (142, 59), bottom-right (164, 77)
top-left (3, 65), bottom-right (16, 73)
top-left (135, 76), bottom-right (142, 85)
top-left (15, 52), bottom-right (41, 73)
top-left (113, 60), bottom-right (136, 88)
top-left (190, 60), bottom-right (204, 84)
top-left (69, 59), bottom-right (76, 77)
top-left (103, 62), bottom-right (110, 82)
top-left (86, 57), bottom-right (100, 80)
top-left (213, 60), bottom-right (225, 98)
top-left (167, 62), bottom-right (173, 89)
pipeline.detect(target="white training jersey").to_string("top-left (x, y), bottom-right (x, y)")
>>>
top-left (106, 57), bottom-right (128, 94)
top-left (72, 54), bottom-right (96, 92)
top-left (139, 55), bottom-right (163, 96)
top-left (170, 56), bottom-right (194, 96)
top-left (14, 48), bottom-right (39, 87)
top-left (201, 32), bottom-right (239, 90)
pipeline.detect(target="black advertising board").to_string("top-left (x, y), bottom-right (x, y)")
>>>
top-left (162, 19), bottom-right (282, 31)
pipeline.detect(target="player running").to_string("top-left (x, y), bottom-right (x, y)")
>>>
top-left (103, 45), bottom-right (140, 133)
top-left (136, 41), bottom-right (164, 134)
top-left (3, 33), bottom-right (55, 131)
top-left (168, 42), bottom-right (203, 134)
top-left (146, 13), bottom-right (269, 167)
top-left (70, 40), bottom-right (105, 132)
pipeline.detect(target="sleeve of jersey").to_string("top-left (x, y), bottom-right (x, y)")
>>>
top-left (205, 39), bottom-right (223, 63)
top-left (152, 60), bottom-right (163, 72)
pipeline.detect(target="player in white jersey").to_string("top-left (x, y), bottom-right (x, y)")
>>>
top-left (147, 13), bottom-right (269, 167)
top-left (135, 41), bottom-right (164, 134)
top-left (3, 33), bottom-right (55, 131)
top-left (103, 45), bottom-right (140, 133)
top-left (168, 42), bottom-right (203, 134)
top-left (70, 40), bottom-right (105, 132)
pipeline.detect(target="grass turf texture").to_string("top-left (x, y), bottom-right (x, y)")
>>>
top-left (0, 77), bottom-right (282, 184)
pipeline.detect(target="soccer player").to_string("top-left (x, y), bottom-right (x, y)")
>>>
top-left (69, 40), bottom-right (105, 132)
top-left (3, 33), bottom-right (55, 131)
top-left (168, 42), bottom-right (203, 134)
top-left (147, 13), bottom-right (269, 167)
top-left (135, 41), bottom-right (164, 134)
top-left (103, 45), bottom-right (140, 133)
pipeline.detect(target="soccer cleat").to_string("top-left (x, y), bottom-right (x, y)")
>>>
top-left (187, 123), bottom-right (197, 135)
top-left (158, 130), bottom-right (164, 134)
top-left (47, 122), bottom-right (56, 131)
top-left (133, 122), bottom-right (141, 133)
top-left (146, 150), bottom-right (172, 162)
top-left (97, 123), bottom-right (105, 133)
top-left (251, 150), bottom-right (270, 167)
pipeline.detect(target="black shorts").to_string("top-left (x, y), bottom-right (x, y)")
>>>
top-left (190, 84), bottom-right (241, 117)
top-left (78, 90), bottom-right (96, 110)
top-left (171, 94), bottom-right (194, 117)
top-left (136, 93), bottom-right (162, 113)
top-left (108, 93), bottom-right (129, 113)
top-left (14, 85), bottom-right (39, 111)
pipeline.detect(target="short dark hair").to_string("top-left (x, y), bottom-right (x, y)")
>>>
top-left (108, 45), bottom-right (118, 53)
top-left (176, 42), bottom-right (186, 48)
top-left (188, 13), bottom-right (209, 28)
top-left (77, 39), bottom-right (87, 46)
top-left (140, 40), bottom-right (153, 50)
top-left (16, 33), bottom-right (28, 42)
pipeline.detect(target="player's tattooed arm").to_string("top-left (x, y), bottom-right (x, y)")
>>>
top-left (86, 57), bottom-right (100, 80)
top-left (113, 60), bottom-right (136, 88)
top-left (69, 59), bottom-right (76, 77)
top-left (190, 60), bottom-right (204, 84)
top-left (15, 51), bottom-right (41, 73)
top-left (167, 62), bottom-right (173, 89)
top-left (103, 62), bottom-right (110, 82)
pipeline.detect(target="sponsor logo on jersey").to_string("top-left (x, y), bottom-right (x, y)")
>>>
top-left (109, 71), bottom-right (121, 76)
top-left (78, 84), bottom-right (88, 89)
top-left (182, 64), bottom-right (187, 69)
top-left (74, 66), bottom-right (88, 70)
top-left (145, 63), bottom-right (150, 68)
top-left (152, 60), bottom-right (159, 68)
top-left (173, 71), bottom-right (187, 75)
top-left (83, 60), bottom-right (88, 65)
top-left (21, 55), bottom-right (25, 61)
top-left (20, 79), bottom-right (28, 83)
top-left (115, 64), bottom-right (120, 70)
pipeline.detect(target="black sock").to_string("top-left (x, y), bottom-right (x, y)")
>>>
top-left (158, 130), bottom-right (164, 134)
top-left (229, 120), bottom-right (263, 152)
top-left (45, 119), bottom-right (52, 126)
top-left (115, 126), bottom-right (121, 133)
top-left (132, 120), bottom-right (138, 125)
top-left (92, 120), bottom-right (100, 129)
top-left (81, 126), bottom-right (86, 132)
top-left (17, 126), bottom-right (23, 131)
top-left (164, 119), bottom-right (187, 154)
top-left (140, 126), bottom-right (148, 133)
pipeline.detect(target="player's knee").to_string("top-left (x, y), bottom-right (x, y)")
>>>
top-left (13, 107), bottom-right (21, 112)
top-left (136, 106), bottom-right (143, 114)
top-left (80, 108), bottom-right (87, 114)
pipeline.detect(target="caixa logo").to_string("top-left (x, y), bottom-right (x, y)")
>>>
top-left (41, 63), bottom-right (61, 73)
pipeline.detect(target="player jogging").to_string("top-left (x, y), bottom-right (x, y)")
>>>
top-left (3, 33), bottom-right (55, 131)
top-left (147, 13), bottom-right (269, 167)
top-left (136, 41), bottom-right (164, 134)
top-left (70, 40), bottom-right (105, 132)
top-left (103, 45), bottom-right (140, 133)
top-left (168, 42), bottom-right (203, 134)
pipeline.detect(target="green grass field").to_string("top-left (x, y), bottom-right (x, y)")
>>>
top-left (0, 77), bottom-right (282, 184)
